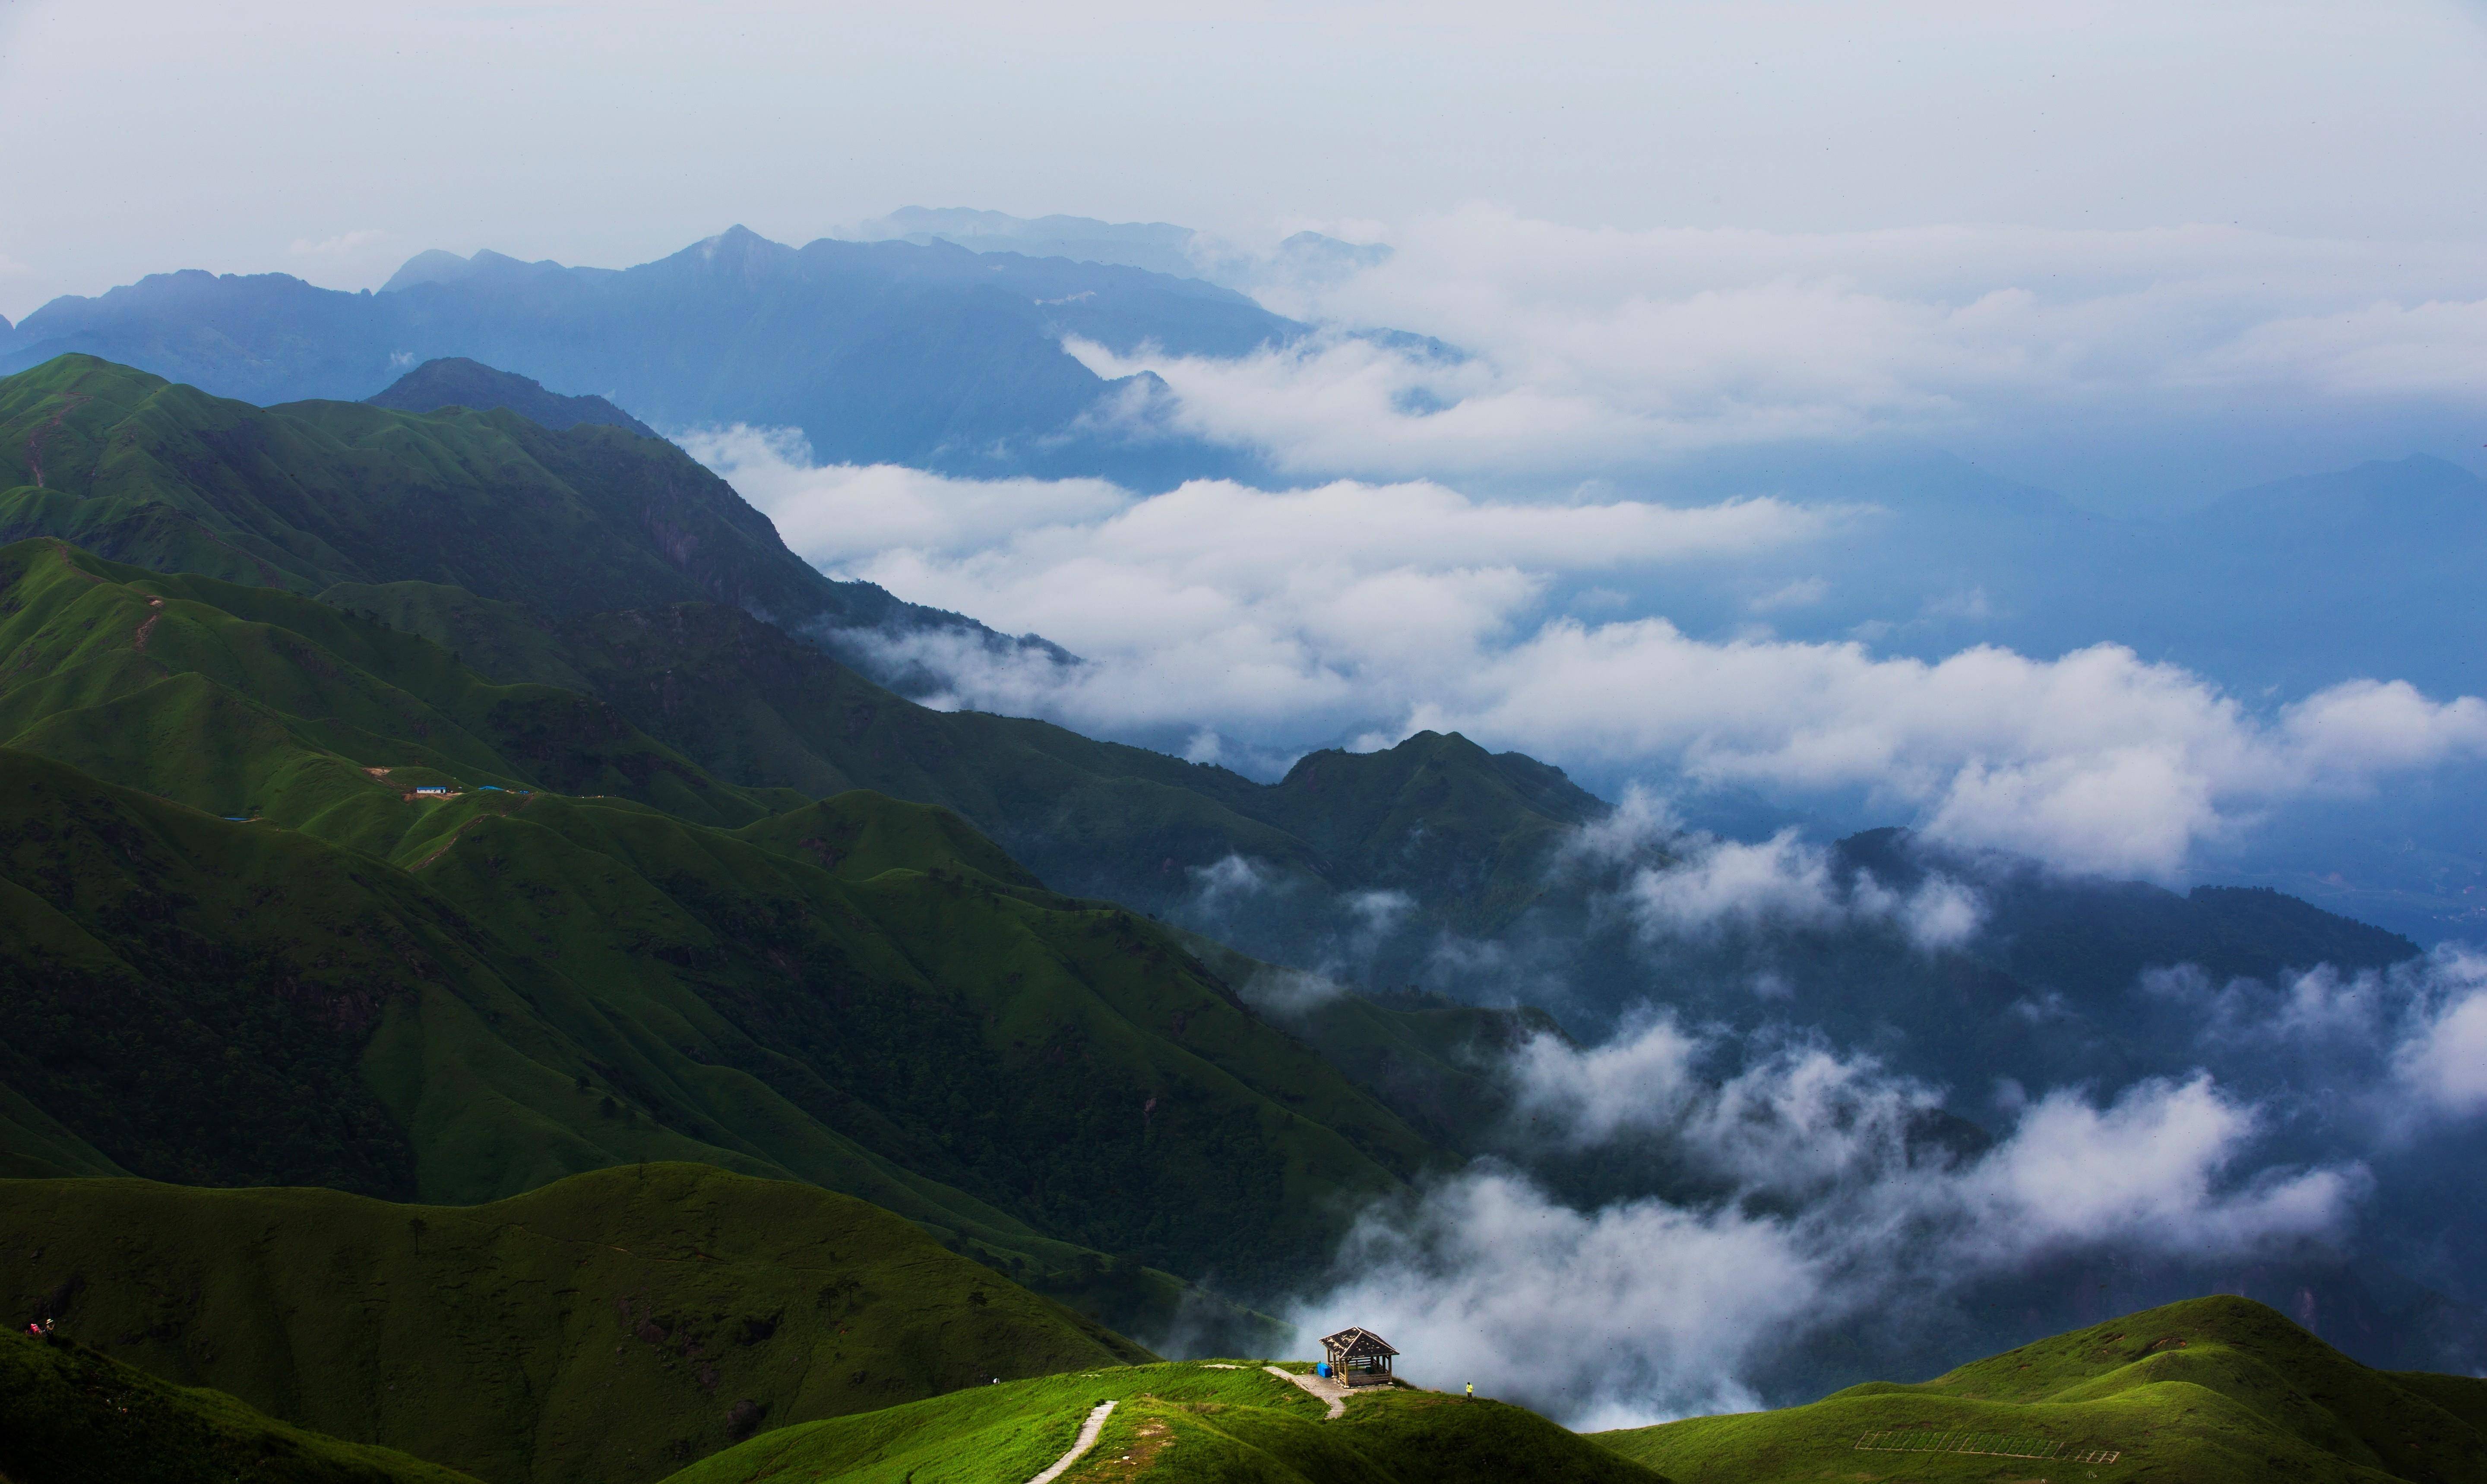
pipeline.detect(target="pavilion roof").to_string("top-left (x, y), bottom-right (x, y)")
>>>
top-left (1320, 1326), bottom-right (1399, 1357)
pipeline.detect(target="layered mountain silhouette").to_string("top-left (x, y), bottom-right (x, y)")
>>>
top-left (845, 205), bottom-right (1395, 292)
top-left (0, 228), bottom-right (1303, 486)
top-left (0, 354), bottom-right (1058, 690)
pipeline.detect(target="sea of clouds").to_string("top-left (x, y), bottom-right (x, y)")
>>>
top-left (1169, 795), bottom-right (2487, 1425)
top-left (1126, 211), bottom-right (2487, 500)
top-left (685, 208), bottom-right (2487, 1419)
top-left (682, 210), bottom-right (2487, 890)
top-left (1270, 942), bottom-right (2487, 1429)
top-left (690, 426), bottom-right (2487, 880)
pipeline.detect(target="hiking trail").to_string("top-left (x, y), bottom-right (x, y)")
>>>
top-left (1265, 1365), bottom-right (1349, 1420)
top-left (1026, 1399), bottom-right (1116, 1484)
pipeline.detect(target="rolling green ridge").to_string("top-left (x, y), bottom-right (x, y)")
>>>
top-left (0, 356), bottom-right (2435, 1294)
top-left (319, 542), bottom-right (2424, 1072)
top-left (0, 1164), bottom-right (1144, 1484)
top-left (0, 544), bottom-right (1457, 1305)
top-left (1598, 1296), bottom-right (2487, 1484)
top-left (324, 586), bottom-right (1610, 934)
top-left (0, 539), bottom-right (782, 848)
top-left (661, 1360), bottom-right (1669, 1484)
top-left (0, 353), bottom-right (993, 645)
top-left (0, 356), bottom-right (2435, 1013)
top-left (0, 730), bottom-right (1437, 1292)
top-left (0, 353), bottom-right (1608, 942)
top-left (0, 1329), bottom-right (484, 1484)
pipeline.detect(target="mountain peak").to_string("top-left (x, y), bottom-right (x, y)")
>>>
top-left (698, 223), bottom-right (792, 262)
top-left (380, 248), bottom-right (474, 292)
top-left (381, 247), bottom-right (571, 293)
top-left (363, 357), bottom-right (658, 437)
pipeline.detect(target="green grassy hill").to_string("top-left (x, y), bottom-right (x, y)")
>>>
top-left (659, 1360), bottom-right (1668, 1484)
top-left (3, 355), bottom-right (2426, 1011)
top-left (0, 541), bottom-right (1450, 1306)
top-left (0, 539), bottom-right (783, 850)
top-left (0, 528), bottom-right (1582, 1196)
top-left (0, 1328), bottom-right (482, 1484)
top-left (0, 353), bottom-right (990, 642)
top-left (0, 1164), bottom-right (1144, 1484)
top-left (1598, 1296), bottom-right (2487, 1484)
top-left (332, 585), bottom-right (1611, 935)
top-left (0, 733), bottom-right (1437, 1295)
top-left (1, 354), bottom-right (1614, 944)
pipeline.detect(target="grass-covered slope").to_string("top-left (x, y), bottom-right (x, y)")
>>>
top-left (0, 539), bottom-right (782, 845)
top-left (0, 1164), bottom-right (1145, 1484)
top-left (0, 357), bottom-right (1609, 941)
top-left (1598, 1296), bottom-right (2487, 1484)
top-left (661, 1360), bottom-right (1667, 1484)
top-left (341, 590), bottom-right (1611, 935)
top-left (0, 553), bottom-right (1445, 1294)
top-left (0, 1329), bottom-right (484, 1484)
top-left (0, 738), bottom-right (1436, 1289)
top-left (0, 353), bottom-right (995, 642)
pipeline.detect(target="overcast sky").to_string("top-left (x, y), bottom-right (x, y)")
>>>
top-left (5, 0), bottom-right (2487, 320)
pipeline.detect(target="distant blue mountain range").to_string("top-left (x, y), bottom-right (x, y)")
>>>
top-left (0, 225), bottom-right (1304, 487)
top-left (842, 206), bottom-right (1393, 291)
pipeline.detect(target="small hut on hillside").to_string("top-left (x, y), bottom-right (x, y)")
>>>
top-left (1319, 1327), bottom-right (1399, 1386)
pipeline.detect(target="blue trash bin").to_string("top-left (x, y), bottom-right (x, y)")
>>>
top-left (1316, 1363), bottom-right (1330, 1379)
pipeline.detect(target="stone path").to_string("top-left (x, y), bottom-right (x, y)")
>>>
top-left (1264, 1365), bottom-right (1349, 1421)
top-left (1026, 1399), bottom-right (1117, 1484)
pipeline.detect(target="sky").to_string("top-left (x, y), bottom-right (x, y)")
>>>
top-left (6, 0), bottom-right (2487, 320)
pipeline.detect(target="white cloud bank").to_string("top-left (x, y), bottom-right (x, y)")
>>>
top-left (1287, 1016), bottom-right (2360, 1428)
top-left (1566, 789), bottom-right (1984, 949)
top-left (2149, 945), bottom-right (2487, 1126)
top-left (690, 433), bottom-right (2487, 879)
top-left (1095, 211), bottom-right (2487, 495)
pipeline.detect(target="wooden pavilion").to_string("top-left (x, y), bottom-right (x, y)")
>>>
top-left (1319, 1326), bottom-right (1399, 1386)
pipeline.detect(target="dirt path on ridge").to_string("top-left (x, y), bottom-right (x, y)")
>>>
top-left (1026, 1400), bottom-right (1117, 1484)
top-left (1265, 1365), bottom-right (1349, 1420)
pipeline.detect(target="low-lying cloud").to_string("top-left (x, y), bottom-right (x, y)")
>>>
top-left (2399, 984), bottom-right (2487, 1118)
top-left (1567, 791), bottom-right (1983, 949)
top-left (690, 432), bottom-right (2487, 879)
top-left (1088, 210), bottom-right (2487, 499)
top-left (1285, 1013), bottom-right (2359, 1429)
top-left (2148, 945), bottom-right (2487, 1128)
